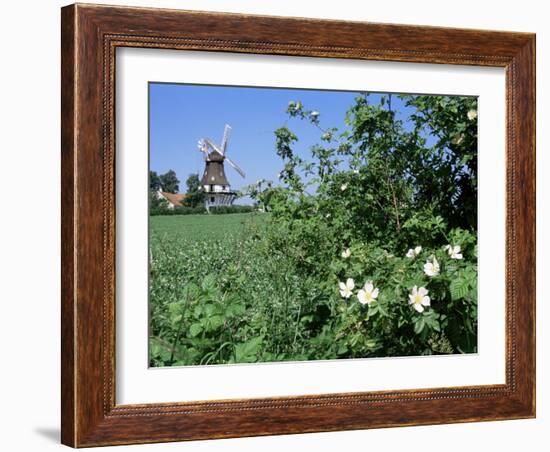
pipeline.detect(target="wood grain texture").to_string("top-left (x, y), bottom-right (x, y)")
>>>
top-left (60, 3), bottom-right (536, 447)
top-left (60, 5), bottom-right (76, 447)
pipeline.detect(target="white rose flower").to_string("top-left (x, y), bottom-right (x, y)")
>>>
top-left (341, 248), bottom-right (351, 259)
top-left (310, 110), bottom-right (319, 117)
top-left (423, 256), bottom-right (440, 277)
top-left (406, 246), bottom-right (422, 258)
top-left (408, 286), bottom-right (431, 313)
top-left (451, 248), bottom-right (463, 259)
top-left (467, 109), bottom-right (477, 120)
top-left (357, 281), bottom-right (379, 306)
top-left (339, 278), bottom-right (355, 299)
top-left (340, 183), bottom-right (348, 191)
top-left (445, 245), bottom-right (463, 259)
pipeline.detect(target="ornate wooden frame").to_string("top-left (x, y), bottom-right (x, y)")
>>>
top-left (61, 3), bottom-right (536, 447)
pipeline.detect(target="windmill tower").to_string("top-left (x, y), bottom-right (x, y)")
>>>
top-left (197, 125), bottom-right (245, 211)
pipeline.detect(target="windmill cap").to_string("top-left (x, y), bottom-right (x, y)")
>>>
top-left (208, 151), bottom-right (224, 162)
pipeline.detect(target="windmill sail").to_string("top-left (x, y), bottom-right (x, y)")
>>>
top-left (197, 139), bottom-right (209, 160)
top-left (204, 138), bottom-right (223, 156)
top-left (220, 124), bottom-right (231, 155)
top-left (225, 156), bottom-right (245, 178)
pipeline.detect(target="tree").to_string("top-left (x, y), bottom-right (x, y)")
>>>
top-left (159, 169), bottom-right (180, 193)
top-left (256, 93), bottom-right (478, 254)
top-left (186, 173), bottom-right (201, 193)
top-left (402, 95), bottom-right (478, 231)
top-left (183, 173), bottom-right (205, 208)
top-left (149, 170), bottom-right (162, 191)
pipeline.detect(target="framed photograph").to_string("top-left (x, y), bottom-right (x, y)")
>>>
top-left (61, 3), bottom-right (536, 447)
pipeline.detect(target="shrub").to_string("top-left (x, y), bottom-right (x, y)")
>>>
top-left (150, 204), bottom-right (257, 216)
top-left (150, 205), bottom-right (207, 216)
top-left (209, 205), bottom-right (256, 215)
top-left (246, 94), bottom-right (479, 357)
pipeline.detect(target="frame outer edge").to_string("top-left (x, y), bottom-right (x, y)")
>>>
top-left (61, 3), bottom-right (77, 448)
top-left (514, 35), bottom-right (536, 416)
top-left (60, 3), bottom-right (536, 447)
top-left (530, 35), bottom-right (536, 417)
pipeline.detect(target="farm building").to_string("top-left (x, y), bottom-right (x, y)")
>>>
top-left (156, 190), bottom-right (186, 209)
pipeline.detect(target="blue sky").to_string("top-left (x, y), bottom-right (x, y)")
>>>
top-left (149, 83), bottom-right (411, 199)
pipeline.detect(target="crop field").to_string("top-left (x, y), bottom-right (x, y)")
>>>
top-left (149, 212), bottom-right (283, 366)
top-left (150, 213), bottom-right (260, 241)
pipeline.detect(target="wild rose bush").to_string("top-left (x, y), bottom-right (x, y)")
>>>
top-left (249, 93), bottom-right (478, 358)
top-left (149, 93), bottom-right (478, 366)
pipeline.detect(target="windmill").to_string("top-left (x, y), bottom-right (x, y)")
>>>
top-left (197, 124), bottom-right (245, 211)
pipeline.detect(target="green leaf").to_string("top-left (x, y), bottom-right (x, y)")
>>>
top-left (168, 302), bottom-right (181, 315)
top-left (234, 336), bottom-right (263, 363)
top-left (167, 302), bottom-right (183, 325)
top-left (413, 317), bottom-right (425, 334)
top-left (183, 283), bottom-right (200, 301)
top-left (226, 302), bottom-right (246, 317)
top-left (206, 315), bottom-right (224, 332)
top-left (201, 274), bottom-right (217, 292)
top-left (189, 323), bottom-right (203, 337)
top-left (337, 344), bottom-right (348, 355)
top-left (149, 338), bottom-right (172, 362)
top-left (365, 339), bottom-right (378, 349)
top-left (450, 274), bottom-right (470, 300)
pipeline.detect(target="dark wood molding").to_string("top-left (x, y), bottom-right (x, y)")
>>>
top-left (61, 3), bottom-right (536, 447)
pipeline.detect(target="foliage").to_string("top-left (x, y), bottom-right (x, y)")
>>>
top-left (149, 189), bottom-right (169, 214)
top-left (403, 95), bottom-right (478, 231)
top-left (183, 173), bottom-right (205, 208)
top-left (150, 205), bottom-right (206, 216)
top-left (149, 93), bottom-right (479, 366)
top-left (209, 205), bottom-right (256, 214)
top-left (149, 205), bottom-right (257, 216)
top-left (159, 169), bottom-right (180, 193)
top-left (149, 169), bottom-right (182, 215)
top-left (149, 170), bottom-right (162, 191)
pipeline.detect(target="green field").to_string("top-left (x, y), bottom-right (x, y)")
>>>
top-left (150, 213), bottom-right (261, 241)
top-left (149, 212), bottom-right (287, 367)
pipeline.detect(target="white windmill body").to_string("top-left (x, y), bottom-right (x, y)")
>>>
top-left (197, 125), bottom-right (245, 211)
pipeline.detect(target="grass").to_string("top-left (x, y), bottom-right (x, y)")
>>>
top-left (150, 213), bottom-right (263, 241)
top-left (149, 211), bottom-right (284, 367)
